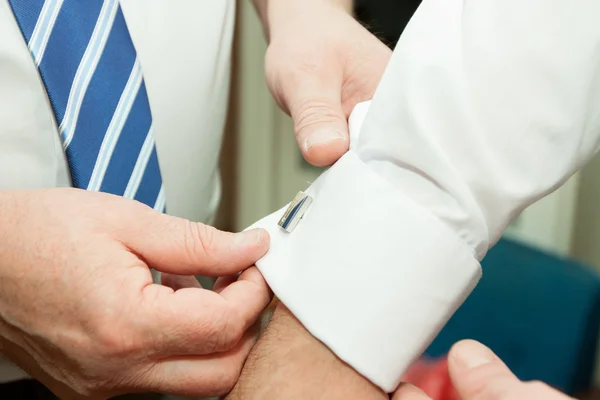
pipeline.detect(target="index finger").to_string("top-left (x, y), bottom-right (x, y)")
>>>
top-left (218, 267), bottom-right (273, 330)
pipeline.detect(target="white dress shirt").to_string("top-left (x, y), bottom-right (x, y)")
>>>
top-left (250, 0), bottom-right (600, 392)
top-left (2, 0), bottom-right (600, 393)
top-left (0, 0), bottom-right (234, 382)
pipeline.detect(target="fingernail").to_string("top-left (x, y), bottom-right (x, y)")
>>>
top-left (233, 228), bottom-right (264, 247)
top-left (304, 130), bottom-right (345, 151)
top-left (451, 340), bottom-right (496, 370)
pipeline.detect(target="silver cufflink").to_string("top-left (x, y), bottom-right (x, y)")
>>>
top-left (278, 191), bottom-right (312, 233)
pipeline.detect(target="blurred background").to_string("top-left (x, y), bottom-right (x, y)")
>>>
top-left (212, 0), bottom-right (600, 398)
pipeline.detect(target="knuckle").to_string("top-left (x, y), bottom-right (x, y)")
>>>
top-left (221, 316), bottom-right (245, 351)
top-left (293, 100), bottom-right (344, 137)
top-left (93, 321), bottom-right (142, 360)
top-left (184, 221), bottom-right (220, 267)
top-left (95, 327), bottom-right (125, 355)
top-left (202, 307), bottom-right (244, 353)
top-left (221, 306), bottom-right (246, 347)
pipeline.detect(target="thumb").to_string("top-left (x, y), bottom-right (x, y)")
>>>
top-left (447, 340), bottom-right (522, 400)
top-left (448, 340), bottom-right (573, 400)
top-left (285, 71), bottom-right (349, 167)
top-left (391, 383), bottom-right (432, 400)
top-left (119, 207), bottom-right (270, 276)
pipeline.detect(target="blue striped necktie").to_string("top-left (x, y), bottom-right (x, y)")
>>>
top-left (8, 0), bottom-right (166, 212)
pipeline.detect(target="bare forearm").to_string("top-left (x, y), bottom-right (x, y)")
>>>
top-left (226, 302), bottom-right (386, 400)
top-left (252, 0), bottom-right (353, 39)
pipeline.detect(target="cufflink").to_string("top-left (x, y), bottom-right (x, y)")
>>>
top-left (278, 191), bottom-right (312, 233)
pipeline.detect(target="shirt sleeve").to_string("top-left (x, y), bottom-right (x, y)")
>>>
top-left (247, 0), bottom-right (600, 392)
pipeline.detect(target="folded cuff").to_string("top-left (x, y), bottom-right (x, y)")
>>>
top-left (248, 151), bottom-right (481, 392)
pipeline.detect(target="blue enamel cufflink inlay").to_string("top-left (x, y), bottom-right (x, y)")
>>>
top-left (278, 191), bottom-right (312, 233)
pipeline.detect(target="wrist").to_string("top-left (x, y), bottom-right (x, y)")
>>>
top-left (254, 0), bottom-right (353, 42)
top-left (227, 302), bottom-right (386, 400)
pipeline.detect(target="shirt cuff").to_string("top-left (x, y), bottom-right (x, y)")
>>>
top-left (247, 133), bottom-right (481, 395)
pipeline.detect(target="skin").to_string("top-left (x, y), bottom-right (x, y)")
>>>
top-left (0, 189), bottom-right (272, 399)
top-left (228, 1), bottom-right (392, 398)
top-left (230, 2), bottom-right (577, 400)
top-left (391, 340), bottom-right (574, 400)
top-left (226, 303), bottom-right (388, 400)
top-left (255, 0), bottom-right (392, 167)
top-left (228, 305), bottom-right (574, 400)
top-left (0, 0), bottom-right (392, 397)
top-left (1, 2), bottom-right (572, 399)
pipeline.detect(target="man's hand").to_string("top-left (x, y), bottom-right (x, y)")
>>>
top-left (226, 302), bottom-right (387, 400)
top-left (254, 0), bottom-right (392, 166)
top-left (0, 189), bottom-right (272, 399)
top-left (226, 4), bottom-right (391, 398)
top-left (393, 340), bottom-right (573, 400)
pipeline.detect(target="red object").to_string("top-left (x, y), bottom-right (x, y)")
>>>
top-left (402, 356), bottom-right (460, 400)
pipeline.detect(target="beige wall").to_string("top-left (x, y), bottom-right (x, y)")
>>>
top-left (573, 153), bottom-right (600, 270)
top-left (570, 153), bottom-right (600, 385)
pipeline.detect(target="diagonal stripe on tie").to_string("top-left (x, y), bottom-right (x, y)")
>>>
top-left (133, 147), bottom-right (163, 207)
top-left (61, 0), bottom-right (118, 148)
top-left (87, 59), bottom-right (142, 191)
top-left (122, 126), bottom-right (156, 199)
top-left (154, 187), bottom-right (166, 212)
top-left (28, 0), bottom-right (63, 65)
top-left (8, 0), bottom-right (166, 211)
top-left (10, 0), bottom-right (45, 40)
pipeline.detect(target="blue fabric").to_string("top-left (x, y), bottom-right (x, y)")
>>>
top-left (11, 0), bottom-right (46, 46)
top-left (36, 0), bottom-right (104, 123)
top-left (426, 239), bottom-right (600, 395)
top-left (100, 82), bottom-right (152, 195)
top-left (8, 0), bottom-right (165, 211)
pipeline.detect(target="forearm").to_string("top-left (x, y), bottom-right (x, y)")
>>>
top-left (252, 0), bottom-right (353, 40)
top-left (226, 302), bottom-right (386, 400)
